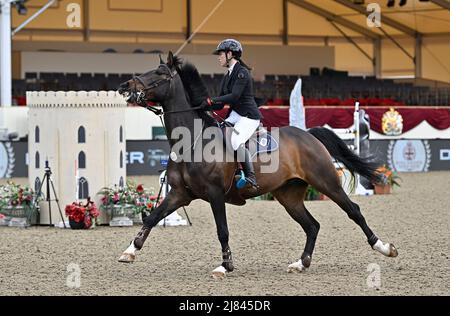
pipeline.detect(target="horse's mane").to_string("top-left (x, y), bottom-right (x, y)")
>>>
top-left (173, 56), bottom-right (218, 127)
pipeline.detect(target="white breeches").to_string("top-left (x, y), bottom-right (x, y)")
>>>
top-left (226, 110), bottom-right (261, 151)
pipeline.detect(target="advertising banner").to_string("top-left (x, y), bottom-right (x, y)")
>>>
top-left (2, 139), bottom-right (450, 179)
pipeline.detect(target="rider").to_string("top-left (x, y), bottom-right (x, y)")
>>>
top-left (200, 39), bottom-right (262, 189)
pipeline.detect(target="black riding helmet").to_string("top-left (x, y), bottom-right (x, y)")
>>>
top-left (213, 39), bottom-right (243, 58)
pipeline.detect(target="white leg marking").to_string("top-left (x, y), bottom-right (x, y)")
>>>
top-left (287, 259), bottom-right (306, 273)
top-left (118, 242), bottom-right (138, 263)
top-left (373, 240), bottom-right (391, 256)
top-left (124, 242), bottom-right (137, 255)
top-left (211, 266), bottom-right (227, 280)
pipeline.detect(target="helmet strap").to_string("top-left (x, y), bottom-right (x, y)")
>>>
top-left (225, 51), bottom-right (233, 68)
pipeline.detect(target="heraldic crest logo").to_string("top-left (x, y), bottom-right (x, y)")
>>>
top-left (382, 108), bottom-right (404, 136)
top-left (388, 140), bottom-right (431, 172)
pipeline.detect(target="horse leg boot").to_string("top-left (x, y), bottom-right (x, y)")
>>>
top-left (237, 144), bottom-right (259, 190)
top-left (118, 226), bottom-right (151, 263)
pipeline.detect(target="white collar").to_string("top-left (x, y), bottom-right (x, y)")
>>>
top-left (228, 60), bottom-right (238, 75)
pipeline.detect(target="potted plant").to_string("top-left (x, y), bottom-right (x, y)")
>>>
top-left (130, 183), bottom-right (159, 223)
top-left (306, 185), bottom-right (321, 201)
top-left (97, 180), bottom-right (157, 226)
top-left (65, 197), bottom-right (100, 229)
top-left (0, 213), bottom-right (7, 226)
top-left (0, 181), bottom-right (40, 227)
top-left (373, 165), bottom-right (401, 194)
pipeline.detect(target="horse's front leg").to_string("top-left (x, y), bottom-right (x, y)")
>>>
top-left (208, 188), bottom-right (234, 279)
top-left (118, 190), bottom-right (191, 263)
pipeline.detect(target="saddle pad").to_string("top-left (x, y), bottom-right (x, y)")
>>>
top-left (248, 131), bottom-right (279, 159)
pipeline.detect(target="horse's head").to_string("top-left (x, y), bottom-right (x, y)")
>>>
top-left (118, 51), bottom-right (178, 106)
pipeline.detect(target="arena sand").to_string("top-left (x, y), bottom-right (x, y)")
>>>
top-left (0, 172), bottom-right (449, 296)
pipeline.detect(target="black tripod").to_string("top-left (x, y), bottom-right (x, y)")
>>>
top-left (34, 160), bottom-right (66, 228)
top-left (158, 169), bottom-right (192, 227)
top-left (142, 165), bottom-right (192, 227)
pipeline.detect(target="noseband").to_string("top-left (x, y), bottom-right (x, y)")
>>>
top-left (131, 64), bottom-right (204, 116)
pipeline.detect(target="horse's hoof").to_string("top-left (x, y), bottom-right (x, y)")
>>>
top-left (118, 253), bottom-right (135, 263)
top-left (373, 240), bottom-right (399, 257)
top-left (287, 260), bottom-right (307, 273)
top-left (223, 262), bottom-right (234, 273)
top-left (211, 266), bottom-right (227, 280)
top-left (389, 244), bottom-right (398, 258)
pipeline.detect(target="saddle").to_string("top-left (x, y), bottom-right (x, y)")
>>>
top-left (217, 122), bottom-right (279, 205)
top-left (219, 122), bottom-right (279, 158)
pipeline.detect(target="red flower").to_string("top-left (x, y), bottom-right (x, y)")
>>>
top-left (65, 200), bottom-right (100, 227)
top-left (137, 184), bottom-right (144, 194)
top-left (84, 216), bottom-right (92, 228)
top-left (89, 206), bottom-right (100, 218)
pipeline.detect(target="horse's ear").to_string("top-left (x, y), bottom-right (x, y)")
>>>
top-left (167, 51), bottom-right (174, 68)
top-left (159, 54), bottom-right (164, 65)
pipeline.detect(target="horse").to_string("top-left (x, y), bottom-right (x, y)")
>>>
top-left (117, 52), bottom-right (398, 279)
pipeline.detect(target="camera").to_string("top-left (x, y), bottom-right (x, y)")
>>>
top-left (13, 0), bottom-right (28, 15)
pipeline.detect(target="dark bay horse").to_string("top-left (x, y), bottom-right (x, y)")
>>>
top-left (117, 52), bottom-right (398, 278)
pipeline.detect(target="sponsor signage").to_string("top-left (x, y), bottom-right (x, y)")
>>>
top-left (387, 140), bottom-right (431, 172)
top-left (2, 140), bottom-right (450, 178)
top-left (441, 149), bottom-right (450, 161)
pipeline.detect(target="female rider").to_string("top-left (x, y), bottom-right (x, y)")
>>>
top-left (201, 39), bottom-right (262, 189)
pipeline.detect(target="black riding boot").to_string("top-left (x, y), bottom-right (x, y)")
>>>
top-left (237, 145), bottom-right (259, 189)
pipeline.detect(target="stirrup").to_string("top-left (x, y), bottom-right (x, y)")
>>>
top-left (236, 170), bottom-right (259, 190)
top-left (236, 170), bottom-right (247, 189)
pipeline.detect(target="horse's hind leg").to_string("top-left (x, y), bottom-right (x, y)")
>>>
top-left (272, 180), bottom-right (321, 273)
top-left (308, 173), bottom-right (398, 258)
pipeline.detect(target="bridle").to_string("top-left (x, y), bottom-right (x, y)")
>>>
top-left (131, 64), bottom-right (203, 115)
top-left (132, 64), bottom-right (177, 107)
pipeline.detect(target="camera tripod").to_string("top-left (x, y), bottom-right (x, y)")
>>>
top-left (142, 165), bottom-right (192, 227)
top-left (159, 169), bottom-right (192, 227)
top-left (34, 160), bottom-right (66, 228)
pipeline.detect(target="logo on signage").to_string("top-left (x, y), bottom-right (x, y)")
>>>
top-left (382, 108), bottom-right (403, 136)
top-left (440, 149), bottom-right (450, 161)
top-left (388, 140), bottom-right (431, 172)
top-left (0, 142), bottom-right (15, 178)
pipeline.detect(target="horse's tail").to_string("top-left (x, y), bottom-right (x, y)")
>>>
top-left (308, 127), bottom-right (383, 183)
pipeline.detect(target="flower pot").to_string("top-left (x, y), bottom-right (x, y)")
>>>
top-left (374, 184), bottom-right (392, 195)
top-left (108, 205), bottom-right (134, 227)
top-left (69, 219), bottom-right (85, 230)
top-left (131, 212), bottom-right (143, 225)
top-left (1, 205), bottom-right (37, 227)
top-left (110, 204), bottom-right (134, 217)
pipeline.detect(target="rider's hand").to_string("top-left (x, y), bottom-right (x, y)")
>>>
top-left (200, 98), bottom-right (213, 110)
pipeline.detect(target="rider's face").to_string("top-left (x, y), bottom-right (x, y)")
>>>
top-left (218, 51), bottom-right (230, 67)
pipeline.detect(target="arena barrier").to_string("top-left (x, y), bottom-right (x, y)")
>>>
top-left (327, 102), bottom-right (374, 196)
